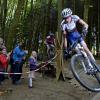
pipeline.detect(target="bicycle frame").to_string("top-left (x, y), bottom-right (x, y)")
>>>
top-left (71, 41), bottom-right (94, 74)
top-left (69, 38), bottom-right (100, 92)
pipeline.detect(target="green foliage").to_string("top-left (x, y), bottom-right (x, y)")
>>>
top-left (0, 0), bottom-right (99, 54)
top-left (6, 0), bottom-right (18, 26)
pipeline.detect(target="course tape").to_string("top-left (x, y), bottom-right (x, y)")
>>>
top-left (0, 54), bottom-right (57, 75)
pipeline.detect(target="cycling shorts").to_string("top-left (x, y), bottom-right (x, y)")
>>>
top-left (67, 31), bottom-right (83, 44)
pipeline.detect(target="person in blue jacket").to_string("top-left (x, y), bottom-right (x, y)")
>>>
top-left (11, 42), bottom-right (28, 85)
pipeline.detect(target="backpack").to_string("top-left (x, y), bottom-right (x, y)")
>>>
top-left (0, 54), bottom-right (8, 69)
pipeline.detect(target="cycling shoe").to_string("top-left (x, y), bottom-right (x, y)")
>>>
top-left (86, 66), bottom-right (97, 75)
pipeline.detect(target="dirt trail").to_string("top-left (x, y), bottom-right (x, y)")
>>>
top-left (0, 59), bottom-right (100, 100)
top-left (0, 72), bottom-right (96, 100)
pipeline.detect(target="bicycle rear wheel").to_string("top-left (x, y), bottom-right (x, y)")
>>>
top-left (71, 54), bottom-right (100, 92)
top-left (48, 48), bottom-right (55, 59)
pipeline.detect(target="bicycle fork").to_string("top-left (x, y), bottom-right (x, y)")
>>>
top-left (75, 46), bottom-right (94, 74)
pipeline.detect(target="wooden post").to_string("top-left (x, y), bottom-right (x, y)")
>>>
top-left (55, 32), bottom-right (64, 80)
top-left (55, 0), bottom-right (65, 81)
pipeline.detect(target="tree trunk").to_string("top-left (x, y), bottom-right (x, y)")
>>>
top-left (46, 0), bottom-right (52, 32)
top-left (0, 0), bottom-right (3, 37)
top-left (41, 0), bottom-right (51, 61)
top-left (0, 0), bottom-right (7, 40)
top-left (83, 0), bottom-right (90, 22)
top-left (28, 0), bottom-right (34, 53)
top-left (98, 0), bottom-right (100, 53)
top-left (97, 0), bottom-right (100, 56)
top-left (7, 0), bottom-right (26, 51)
top-left (83, 0), bottom-right (90, 48)
top-left (2, 0), bottom-right (7, 41)
top-left (56, 0), bottom-right (64, 80)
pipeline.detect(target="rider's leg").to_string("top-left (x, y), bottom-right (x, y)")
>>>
top-left (81, 41), bottom-right (95, 62)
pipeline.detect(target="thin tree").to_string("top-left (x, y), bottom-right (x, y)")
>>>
top-left (7, 0), bottom-right (26, 51)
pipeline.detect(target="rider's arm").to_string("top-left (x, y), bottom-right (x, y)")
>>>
top-left (78, 19), bottom-right (88, 30)
top-left (63, 31), bottom-right (67, 48)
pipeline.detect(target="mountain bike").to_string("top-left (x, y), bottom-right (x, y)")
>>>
top-left (47, 44), bottom-right (55, 59)
top-left (66, 37), bottom-right (100, 92)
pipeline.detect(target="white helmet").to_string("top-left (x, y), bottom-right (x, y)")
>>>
top-left (61, 8), bottom-right (72, 18)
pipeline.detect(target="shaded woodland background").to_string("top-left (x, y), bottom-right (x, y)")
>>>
top-left (0, 0), bottom-right (99, 55)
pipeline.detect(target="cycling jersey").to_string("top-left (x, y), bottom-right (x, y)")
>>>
top-left (61, 15), bottom-right (80, 32)
top-left (61, 15), bottom-right (83, 44)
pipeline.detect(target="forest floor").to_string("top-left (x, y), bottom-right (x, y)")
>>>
top-left (0, 59), bottom-right (100, 100)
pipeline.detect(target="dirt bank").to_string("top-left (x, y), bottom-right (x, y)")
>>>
top-left (0, 59), bottom-right (100, 100)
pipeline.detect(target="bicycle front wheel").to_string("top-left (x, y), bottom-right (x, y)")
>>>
top-left (71, 54), bottom-right (100, 92)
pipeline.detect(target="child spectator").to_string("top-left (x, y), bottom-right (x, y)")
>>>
top-left (0, 48), bottom-right (9, 85)
top-left (28, 51), bottom-right (38, 88)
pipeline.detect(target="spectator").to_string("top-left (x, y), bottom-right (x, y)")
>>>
top-left (11, 42), bottom-right (28, 85)
top-left (45, 32), bottom-right (55, 55)
top-left (0, 48), bottom-right (9, 85)
top-left (28, 51), bottom-right (37, 88)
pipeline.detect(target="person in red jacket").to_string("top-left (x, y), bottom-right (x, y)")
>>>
top-left (0, 48), bottom-right (9, 85)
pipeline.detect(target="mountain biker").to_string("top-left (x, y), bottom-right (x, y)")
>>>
top-left (61, 8), bottom-right (95, 62)
top-left (45, 32), bottom-right (55, 55)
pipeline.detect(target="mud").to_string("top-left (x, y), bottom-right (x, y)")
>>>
top-left (0, 59), bottom-right (100, 100)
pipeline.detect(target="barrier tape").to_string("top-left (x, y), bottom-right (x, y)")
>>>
top-left (0, 54), bottom-right (57, 75)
